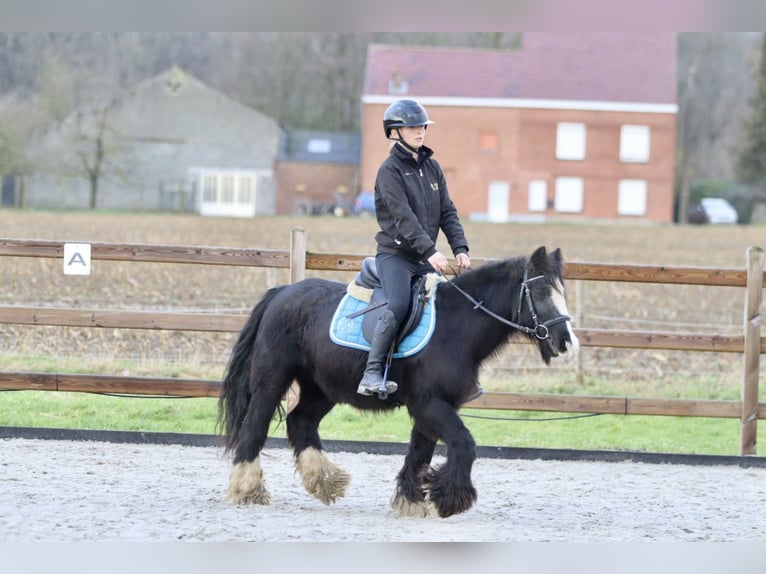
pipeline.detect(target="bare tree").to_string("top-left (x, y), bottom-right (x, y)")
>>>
top-left (0, 106), bottom-right (30, 175)
top-left (44, 102), bottom-right (134, 209)
top-left (75, 106), bottom-right (109, 209)
top-left (736, 33), bottom-right (766, 189)
top-left (676, 33), bottom-right (761, 221)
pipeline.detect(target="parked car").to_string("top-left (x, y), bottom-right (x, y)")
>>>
top-left (689, 198), bottom-right (738, 225)
top-left (354, 191), bottom-right (376, 216)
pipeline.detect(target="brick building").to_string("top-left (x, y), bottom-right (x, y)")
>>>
top-left (275, 129), bottom-right (360, 215)
top-left (361, 33), bottom-right (678, 222)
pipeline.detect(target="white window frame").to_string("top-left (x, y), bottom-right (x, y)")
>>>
top-left (528, 180), bottom-right (548, 212)
top-left (556, 123), bottom-right (586, 161)
top-left (618, 179), bottom-right (648, 216)
top-left (554, 177), bottom-right (584, 213)
top-left (620, 125), bottom-right (650, 163)
top-left (487, 181), bottom-right (510, 223)
top-left (192, 169), bottom-right (261, 217)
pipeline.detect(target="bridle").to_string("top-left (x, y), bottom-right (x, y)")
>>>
top-left (441, 263), bottom-right (571, 341)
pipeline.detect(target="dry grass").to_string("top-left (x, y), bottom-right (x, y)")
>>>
top-left (1, 210), bottom-right (764, 402)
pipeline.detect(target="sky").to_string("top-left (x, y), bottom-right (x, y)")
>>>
top-left (1, 0), bottom-right (764, 32)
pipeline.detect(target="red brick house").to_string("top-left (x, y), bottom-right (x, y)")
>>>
top-left (275, 129), bottom-right (360, 214)
top-left (361, 33), bottom-right (678, 222)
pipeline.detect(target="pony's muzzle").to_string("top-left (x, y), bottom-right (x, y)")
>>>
top-left (561, 327), bottom-right (580, 358)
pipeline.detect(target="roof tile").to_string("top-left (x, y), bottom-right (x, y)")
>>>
top-left (364, 33), bottom-right (676, 104)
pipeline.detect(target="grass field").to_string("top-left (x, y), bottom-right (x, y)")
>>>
top-left (0, 210), bottom-right (763, 455)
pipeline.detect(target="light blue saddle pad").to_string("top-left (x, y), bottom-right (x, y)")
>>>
top-left (329, 288), bottom-right (438, 358)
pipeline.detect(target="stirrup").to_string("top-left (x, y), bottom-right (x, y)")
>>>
top-left (357, 377), bottom-right (398, 399)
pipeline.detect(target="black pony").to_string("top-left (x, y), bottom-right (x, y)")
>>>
top-left (218, 246), bottom-right (579, 518)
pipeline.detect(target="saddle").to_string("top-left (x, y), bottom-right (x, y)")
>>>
top-left (349, 257), bottom-right (430, 344)
top-left (329, 258), bottom-right (443, 358)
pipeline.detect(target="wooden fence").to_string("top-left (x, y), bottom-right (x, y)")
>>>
top-left (0, 230), bottom-right (763, 455)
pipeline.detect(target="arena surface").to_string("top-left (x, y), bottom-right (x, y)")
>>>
top-left (2, 437), bottom-right (765, 542)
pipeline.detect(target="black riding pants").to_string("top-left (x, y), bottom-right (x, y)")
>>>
top-left (376, 252), bottom-right (435, 325)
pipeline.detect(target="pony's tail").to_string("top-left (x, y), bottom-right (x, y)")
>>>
top-left (217, 286), bottom-right (286, 453)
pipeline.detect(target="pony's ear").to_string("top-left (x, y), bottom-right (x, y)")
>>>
top-left (548, 247), bottom-right (564, 276)
top-left (530, 246), bottom-right (548, 270)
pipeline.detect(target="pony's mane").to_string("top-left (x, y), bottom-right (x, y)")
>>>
top-left (449, 256), bottom-right (527, 292)
top-left (443, 249), bottom-right (565, 304)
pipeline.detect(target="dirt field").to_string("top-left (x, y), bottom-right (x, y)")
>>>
top-left (2, 437), bottom-right (765, 542)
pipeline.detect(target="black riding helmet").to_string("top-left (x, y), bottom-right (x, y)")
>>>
top-left (383, 99), bottom-right (434, 138)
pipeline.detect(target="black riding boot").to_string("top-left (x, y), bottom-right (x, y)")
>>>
top-left (356, 310), bottom-right (399, 398)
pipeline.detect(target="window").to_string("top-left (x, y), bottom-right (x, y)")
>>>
top-left (203, 175), bottom-right (217, 203)
top-left (221, 175), bottom-right (235, 203)
top-left (307, 138), bottom-right (332, 154)
top-left (487, 181), bottom-right (509, 222)
top-left (554, 177), bottom-right (584, 213)
top-left (194, 169), bottom-right (260, 217)
top-left (620, 125), bottom-right (650, 163)
top-left (556, 123), bottom-right (586, 161)
top-left (528, 180), bottom-right (548, 212)
top-left (479, 130), bottom-right (499, 153)
top-left (239, 175), bottom-right (253, 204)
top-left (388, 69), bottom-right (409, 95)
top-left (618, 179), bottom-right (647, 216)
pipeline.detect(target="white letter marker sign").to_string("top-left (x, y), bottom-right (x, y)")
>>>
top-left (63, 243), bottom-right (92, 275)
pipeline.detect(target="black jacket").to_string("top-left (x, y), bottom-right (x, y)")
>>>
top-left (374, 143), bottom-right (469, 262)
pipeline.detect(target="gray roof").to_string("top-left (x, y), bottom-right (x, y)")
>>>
top-left (278, 129), bottom-right (360, 164)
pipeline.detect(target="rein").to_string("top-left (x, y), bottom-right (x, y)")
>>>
top-left (441, 263), bottom-right (570, 341)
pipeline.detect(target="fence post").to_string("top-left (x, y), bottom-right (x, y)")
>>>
top-left (286, 228), bottom-right (307, 414)
top-left (741, 246), bottom-right (763, 455)
top-left (290, 227), bottom-right (307, 284)
top-left (576, 280), bottom-right (585, 386)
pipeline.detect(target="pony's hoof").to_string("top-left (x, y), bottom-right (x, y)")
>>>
top-left (227, 488), bottom-right (271, 505)
top-left (390, 493), bottom-right (438, 518)
top-left (297, 447), bottom-right (351, 505)
top-left (226, 459), bottom-right (271, 505)
top-left (425, 467), bottom-right (477, 518)
top-left (427, 483), bottom-right (477, 518)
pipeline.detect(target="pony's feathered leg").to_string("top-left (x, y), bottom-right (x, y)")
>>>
top-left (288, 383), bottom-right (350, 505)
top-left (410, 398), bottom-right (477, 518)
top-left (218, 287), bottom-right (289, 506)
top-left (295, 448), bottom-right (350, 505)
top-left (227, 454), bottom-right (270, 505)
top-left (391, 427), bottom-right (439, 518)
top-left (224, 374), bottom-right (292, 505)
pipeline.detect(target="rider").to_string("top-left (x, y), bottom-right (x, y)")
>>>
top-left (357, 99), bottom-right (471, 397)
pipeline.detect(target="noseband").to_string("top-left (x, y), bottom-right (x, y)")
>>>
top-left (443, 263), bottom-right (571, 340)
top-left (515, 266), bottom-right (571, 339)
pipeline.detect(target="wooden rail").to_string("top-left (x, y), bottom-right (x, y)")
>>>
top-left (0, 371), bottom-right (221, 397)
top-left (1, 306), bottom-right (761, 353)
top-left (0, 232), bottom-right (763, 454)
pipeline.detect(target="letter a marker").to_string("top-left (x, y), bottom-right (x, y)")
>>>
top-left (63, 243), bottom-right (92, 275)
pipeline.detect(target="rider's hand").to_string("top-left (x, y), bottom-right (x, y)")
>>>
top-left (427, 251), bottom-right (450, 273)
top-left (456, 252), bottom-right (471, 270)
